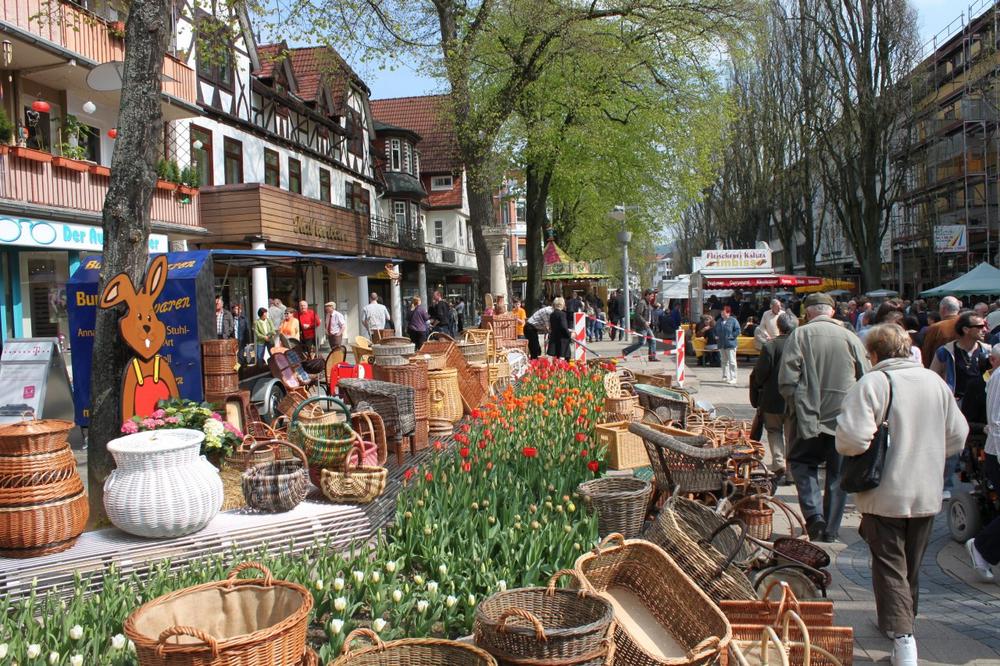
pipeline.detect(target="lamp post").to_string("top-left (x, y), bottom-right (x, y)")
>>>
top-left (609, 206), bottom-right (635, 333)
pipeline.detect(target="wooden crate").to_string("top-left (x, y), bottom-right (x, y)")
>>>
top-left (595, 421), bottom-right (648, 470)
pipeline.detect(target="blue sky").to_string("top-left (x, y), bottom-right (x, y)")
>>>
top-left (363, 0), bottom-right (972, 100)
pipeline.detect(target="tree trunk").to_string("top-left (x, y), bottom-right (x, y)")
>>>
top-left (88, 0), bottom-right (170, 525)
top-left (467, 183), bottom-right (495, 299)
top-left (524, 158), bottom-right (553, 311)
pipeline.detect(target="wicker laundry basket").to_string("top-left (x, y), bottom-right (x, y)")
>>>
top-left (428, 368), bottom-right (463, 422)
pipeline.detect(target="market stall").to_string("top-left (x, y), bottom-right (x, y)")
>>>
top-left (920, 262), bottom-right (1000, 297)
top-left (509, 240), bottom-right (611, 301)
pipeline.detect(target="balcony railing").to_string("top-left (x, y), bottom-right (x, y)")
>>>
top-left (370, 215), bottom-right (422, 251)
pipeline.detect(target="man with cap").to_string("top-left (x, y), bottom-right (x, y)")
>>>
top-left (779, 292), bottom-right (869, 542)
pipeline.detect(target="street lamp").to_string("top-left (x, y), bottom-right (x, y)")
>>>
top-left (609, 205), bottom-right (637, 333)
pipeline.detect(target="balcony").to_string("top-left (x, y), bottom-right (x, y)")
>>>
top-left (0, 0), bottom-right (196, 107)
top-left (0, 147), bottom-right (200, 228)
top-left (369, 215), bottom-right (422, 251)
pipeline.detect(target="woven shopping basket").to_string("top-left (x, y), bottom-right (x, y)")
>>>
top-left (574, 534), bottom-right (732, 666)
top-left (331, 628), bottom-right (497, 665)
top-left (475, 570), bottom-right (614, 666)
top-left (428, 368), bottom-right (463, 422)
top-left (351, 411), bottom-right (389, 466)
top-left (577, 476), bottom-right (652, 539)
top-left (0, 417), bottom-right (75, 455)
top-left (242, 443), bottom-right (311, 513)
top-left (320, 443), bottom-right (388, 504)
top-left (290, 396), bottom-right (356, 483)
top-left (125, 561), bottom-right (313, 666)
top-left (594, 421), bottom-right (647, 470)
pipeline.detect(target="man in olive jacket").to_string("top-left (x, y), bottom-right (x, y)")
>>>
top-left (750, 312), bottom-right (797, 484)
top-left (778, 292), bottom-right (869, 542)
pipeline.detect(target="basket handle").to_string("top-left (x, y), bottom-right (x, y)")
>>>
top-left (225, 561), bottom-right (274, 586)
top-left (290, 395), bottom-right (352, 426)
top-left (340, 628), bottom-right (386, 654)
top-left (352, 411), bottom-right (375, 440)
top-left (780, 610), bottom-right (812, 666)
top-left (699, 518), bottom-right (750, 576)
top-left (592, 532), bottom-right (627, 555)
top-left (155, 626), bottom-right (220, 658)
top-left (341, 438), bottom-right (367, 476)
top-left (282, 442), bottom-right (309, 469)
top-left (545, 568), bottom-right (591, 596)
top-left (497, 608), bottom-right (548, 641)
top-left (686, 635), bottom-right (723, 662)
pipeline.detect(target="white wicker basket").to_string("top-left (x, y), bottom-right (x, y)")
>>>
top-left (104, 429), bottom-right (223, 538)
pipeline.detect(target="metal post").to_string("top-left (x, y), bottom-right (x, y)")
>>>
top-left (617, 227), bottom-right (632, 334)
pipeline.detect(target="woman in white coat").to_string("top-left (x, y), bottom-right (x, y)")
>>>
top-left (836, 323), bottom-right (968, 666)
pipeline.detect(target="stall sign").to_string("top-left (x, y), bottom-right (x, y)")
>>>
top-left (695, 249), bottom-right (772, 272)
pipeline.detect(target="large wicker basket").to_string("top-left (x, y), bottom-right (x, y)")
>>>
top-left (594, 421), bottom-right (647, 470)
top-left (487, 314), bottom-right (518, 342)
top-left (428, 368), bottom-right (463, 422)
top-left (290, 396), bottom-right (357, 483)
top-left (577, 476), bottom-right (652, 539)
top-left (0, 489), bottom-right (89, 558)
top-left (0, 447), bottom-right (78, 485)
top-left (459, 341), bottom-right (488, 363)
top-left (332, 628), bottom-right (497, 665)
top-left (574, 534), bottom-right (732, 666)
top-left (125, 562), bottom-right (312, 666)
top-left (320, 445), bottom-right (388, 504)
top-left (0, 418), bottom-right (75, 455)
top-left (474, 571), bottom-right (614, 665)
top-left (373, 359), bottom-right (429, 421)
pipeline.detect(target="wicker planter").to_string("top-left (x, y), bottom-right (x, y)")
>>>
top-left (125, 562), bottom-right (312, 666)
top-left (104, 429), bottom-right (223, 538)
top-left (577, 476), bottom-right (652, 539)
top-left (373, 339), bottom-right (416, 358)
top-left (332, 628), bottom-right (497, 665)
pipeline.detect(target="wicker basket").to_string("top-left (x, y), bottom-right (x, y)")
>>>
top-left (459, 363), bottom-right (490, 414)
top-left (0, 489), bottom-right (89, 558)
top-left (320, 444), bottom-right (388, 504)
top-left (0, 447), bottom-right (78, 484)
top-left (734, 494), bottom-right (774, 541)
top-left (428, 418), bottom-right (453, 437)
top-left (719, 581), bottom-right (834, 628)
top-left (577, 476), bottom-right (652, 539)
top-left (574, 534), bottom-right (732, 666)
top-left (226, 439), bottom-right (276, 472)
top-left (488, 314), bottom-right (518, 342)
top-left (374, 360), bottom-right (429, 422)
top-left (594, 421), bottom-right (647, 470)
top-left (0, 471), bottom-right (84, 506)
top-left (291, 396), bottom-right (357, 477)
top-left (242, 443), bottom-right (310, 513)
top-left (373, 340), bottom-right (416, 358)
top-left (428, 368), bottom-right (463, 422)
top-left (413, 418), bottom-right (429, 451)
top-left (332, 628), bottom-right (497, 665)
top-left (125, 562), bottom-right (313, 666)
top-left (634, 385), bottom-right (691, 426)
top-left (629, 422), bottom-right (732, 496)
top-left (351, 411), bottom-right (389, 465)
top-left (475, 570), bottom-right (614, 665)
top-left (459, 341), bottom-right (488, 363)
top-left (730, 611), bottom-right (853, 666)
top-left (0, 418), bottom-right (75, 455)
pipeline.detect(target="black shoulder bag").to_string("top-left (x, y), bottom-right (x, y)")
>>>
top-left (841, 371), bottom-right (892, 493)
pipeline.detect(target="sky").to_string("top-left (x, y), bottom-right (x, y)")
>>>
top-left (362, 0), bottom-right (976, 101)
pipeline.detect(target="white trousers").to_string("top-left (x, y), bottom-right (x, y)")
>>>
top-left (721, 348), bottom-right (737, 381)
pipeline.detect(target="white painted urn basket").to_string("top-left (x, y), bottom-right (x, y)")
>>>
top-left (104, 428), bottom-right (223, 538)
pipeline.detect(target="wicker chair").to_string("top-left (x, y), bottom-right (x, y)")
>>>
top-left (629, 422), bottom-right (733, 500)
top-left (337, 379), bottom-right (416, 465)
top-left (634, 384), bottom-right (691, 426)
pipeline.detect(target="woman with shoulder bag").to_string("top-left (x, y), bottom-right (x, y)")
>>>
top-left (835, 324), bottom-right (968, 666)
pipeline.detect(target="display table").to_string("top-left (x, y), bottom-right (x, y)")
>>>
top-left (690, 335), bottom-right (760, 359)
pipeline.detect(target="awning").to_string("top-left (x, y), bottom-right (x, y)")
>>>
top-left (796, 278), bottom-right (857, 294)
top-left (921, 262), bottom-right (1000, 297)
top-left (703, 275), bottom-right (822, 288)
top-left (209, 250), bottom-right (400, 277)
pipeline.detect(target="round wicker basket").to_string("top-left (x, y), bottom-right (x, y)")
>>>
top-left (373, 340), bottom-right (416, 357)
top-left (374, 354), bottom-right (408, 367)
top-left (0, 489), bottom-right (89, 558)
top-left (577, 476), bottom-right (652, 539)
top-left (0, 418), bottom-right (74, 455)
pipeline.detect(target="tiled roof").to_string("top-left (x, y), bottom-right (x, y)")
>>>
top-left (255, 44), bottom-right (284, 81)
top-left (424, 174), bottom-right (462, 209)
top-left (371, 95), bottom-right (459, 173)
top-left (256, 44), bottom-right (370, 114)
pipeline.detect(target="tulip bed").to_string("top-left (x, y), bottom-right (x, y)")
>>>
top-left (0, 358), bottom-right (610, 665)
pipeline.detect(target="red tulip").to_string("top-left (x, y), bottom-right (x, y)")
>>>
top-left (461, 423), bottom-right (471, 433)
top-left (580, 449), bottom-right (588, 457)
top-left (461, 461), bottom-right (472, 473)
top-left (403, 467), bottom-right (415, 481)
top-left (471, 408), bottom-right (482, 419)
top-left (575, 433), bottom-right (587, 442)
top-left (478, 441), bottom-right (487, 449)
top-left (425, 472), bottom-right (434, 482)
top-left (434, 440), bottom-right (443, 450)
top-left (459, 446), bottom-right (470, 459)
top-left (587, 460), bottom-right (600, 473)
top-left (486, 461), bottom-right (494, 471)
top-left (522, 446), bottom-right (538, 458)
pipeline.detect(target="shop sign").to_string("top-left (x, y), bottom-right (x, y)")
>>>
top-left (934, 225), bottom-right (967, 253)
top-left (695, 248), bottom-right (772, 272)
top-left (0, 338), bottom-right (79, 440)
top-left (0, 216), bottom-right (168, 252)
top-left (292, 214), bottom-right (349, 244)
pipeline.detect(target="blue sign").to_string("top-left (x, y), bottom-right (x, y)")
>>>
top-left (67, 251), bottom-right (213, 426)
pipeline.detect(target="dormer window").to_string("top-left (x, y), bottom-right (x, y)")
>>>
top-left (390, 138), bottom-right (401, 171)
top-left (431, 175), bottom-right (453, 190)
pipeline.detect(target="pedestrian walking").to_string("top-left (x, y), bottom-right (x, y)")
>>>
top-left (750, 312), bottom-right (797, 483)
top-left (622, 290), bottom-right (658, 362)
top-left (406, 296), bottom-right (431, 348)
top-left (524, 303), bottom-right (553, 359)
top-left (455, 297), bottom-right (466, 332)
top-left (966, 343), bottom-right (1000, 583)
top-left (716, 306), bottom-right (740, 384)
top-left (324, 301), bottom-right (347, 349)
top-left (547, 297), bottom-right (572, 361)
top-left (362, 293), bottom-right (390, 337)
top-left (779, 292), bottom-right (869, 542)
top-left (836, 324), bottom-right (967, 666)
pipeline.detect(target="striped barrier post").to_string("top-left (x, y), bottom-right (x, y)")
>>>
top-left (573, 312), bottom-right (586, 362)
top-left (674, 328), bottom-right (685, 387)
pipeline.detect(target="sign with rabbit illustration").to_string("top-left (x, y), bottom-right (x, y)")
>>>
top-left (99, 255), bottom-right (180, 422)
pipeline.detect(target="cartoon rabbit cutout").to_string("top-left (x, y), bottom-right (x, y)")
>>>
top-left (100, 255), bottom-right (179, 423)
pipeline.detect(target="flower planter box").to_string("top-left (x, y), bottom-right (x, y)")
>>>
top-left (0, 145), bottom-right (9, 156)
top-left (157, 180), bottom-right (178, 191)
top-left (52, 156), bottom-right (90, 172)
top-left (89, 164), bottom-right (111, 177)
top-left (10, 146), bottom-right (52, 163)
top-left (177, 185), bottom-right (198, 197)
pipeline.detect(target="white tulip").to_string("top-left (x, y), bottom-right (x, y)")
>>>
top-left (392, 589), bottom-right (403, 603)
top-left (128, 640), bottom-right (135, 652)
top-left (70, 655), bottom-right (84, 666)
top-left (413, 574), bottom-right (425, 586)
top-left (329, 619), bottom-right (344, 635)
top-left (314, 579), bottom-right (324, 591)
top-left (426, 581), bottom-right (439, 595)
top-left (497, 580), bottom-right (507, 592)
top-left (69, 625), bottom-right (84, 640)
top-left (446, 595), bottom-right (458, 608)
top-left (370, 571), bottom-right (381, 584)
top-left (352, 570), bottom-right (365, 584)
top-left (333, 577), bottom-right (345, 591)
top-left (416, 599), bottom-right (429, 613)
top-left (385, 561), bottom-right (397, 574)
top-left (48, 652), bottom-right (60, 665)
top-left (438, 564), bottom-right (448, 577)
top-left (26, 645), bottom-right (41, 659)
top-left (467, 594), bottom-right (477, 607)
top-left (334, 596), bottom-right (347, 611)
top-left (372, 618), bottom-right (387, 632)
top-left (110, 634), bottom-right (126, 650)
top-left (0, 644), bottom-right (7, 659)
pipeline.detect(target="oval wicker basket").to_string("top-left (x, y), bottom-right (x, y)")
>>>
top-left (428, 368), bottom-right (462, 422)
top-left (242, 443), bottom-right (310, 513)
top-left (0, 489), bottom-right (89, 558)
top-left (0, 471), bottom-right (83, 506)
top-left (0, 418), bottom-right (74, 455)
top-left (204, 373), bottom-right (240, 394)
top-left (474, 570), bottom-right (614, 665)
top-left (125, 562), bottom-right (313, 666)
top-left (0, 447), bottom-right (78, 485)
top-left (332, 628), bottom-right (498, 665)
top-left (428, 418), bottom-right (453, 437)
top-left (577, 476), bottom-right (652, 539)
top-left (373, 354), bottom-right (408, 367)
top-left (373, 340), bottom-right (416, 357)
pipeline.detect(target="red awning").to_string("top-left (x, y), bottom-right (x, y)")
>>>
top-left (703, 275), bottom-right (823, 288)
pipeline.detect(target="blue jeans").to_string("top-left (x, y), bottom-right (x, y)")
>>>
top-left (623, 327), bottom-right (655, 357)
top-left (944, 453), bottom-right (958, 491)
top-left (256, 343), bottom-right (268, 365)
top-left (790, 433), bottom-right (846, 537)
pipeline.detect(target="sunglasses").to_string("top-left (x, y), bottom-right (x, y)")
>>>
top-left (970, 324), bottom-right (986, 329)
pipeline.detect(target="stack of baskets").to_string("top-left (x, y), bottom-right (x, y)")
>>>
top-left (602, 374), bottom-right (640, 422)
top-left (372, 337), bottom-right (416, 367)
top-left (373, 358), bottom-right (430, 451)
top-left (459, 340), bottom-right (488, 363)
top-left (202, 339), bottom-right (240, 404)
top-left (428, 367), bottom-right (463, 423)
top-left (0, 418), bottom-right (88, 558)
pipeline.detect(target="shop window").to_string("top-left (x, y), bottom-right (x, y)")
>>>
top-left (319, 168), bottom-right (331, 202)
top-left (264, 148), bottom-right (280, 187)
top-left (223, 137), bottom-right (243, 184)
top-left (433, 219), bottom-right (444, 245)
top-left (190, 125), bottom-right (214, 187)
top-left (288, 158), bottom-right (302, 194)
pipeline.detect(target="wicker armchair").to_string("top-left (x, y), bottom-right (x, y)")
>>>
top-left (337, 379), bottom-right (416, 465)
top-left (629, 422), bottom-right (733, 498)
top-left (634, 384), bottom-right (691, 425)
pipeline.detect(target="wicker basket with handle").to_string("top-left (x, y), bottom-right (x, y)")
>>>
top-left (320, 443), bottom-right (388, 504)
top-left (720, 581), bottom-right (834, 628)
top-left (290, 396), bottom-right (356, 474)
top-left (577, 476), bottom-right (652, 539)
top-left (730, 609), bottom-right (852, 666)
top-left (574, 534), bottom-right (732, 666)
top-left (351, 411), bottom-right (389, 465)
top-left (125, 561), bottom-right (312, 666)
top-left (428, 368), bottom-right (463, 422)
top-left (474, 570), bottom-right (614, 665)
top-left (332, 628), bottom-right (497, 665)
top-left (242, 443), bottom-right (310, 513)
top-left (0, 489), bottom-right (89, 558)
top-left (0, 417), bottom-right (75, 455)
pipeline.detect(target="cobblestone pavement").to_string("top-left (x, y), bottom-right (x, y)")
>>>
top-left (588, 339), bottom-right (1000, 665)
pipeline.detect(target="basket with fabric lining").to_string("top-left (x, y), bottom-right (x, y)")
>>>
top-left (124, 561), bottom-right (313, 666)
top-left (428, 368), bottom-right (463, 422)
top-left (0, 489), bottom-right (89, 558)
top-left (331, 628), bottom-right (497, 665)
top-left (241, 443), bottom-right (310, 513)
top-left (350, 411), bottom-right (389, 464)
top-left (577, 476), bottom-right (652, 539)
top-left (320, 444), bottom-right (388, 504)
top-left (574, 534), bottom-right (732, 666)
top-left (0, 418), bottom-right (75, 455)
top-left (474, 570), bottom-right (614, 664)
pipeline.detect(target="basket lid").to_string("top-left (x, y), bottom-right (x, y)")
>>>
top-left (109, 428), bottom-right (205, 454)
top-left (0, 418), bottom-right (75, 437)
